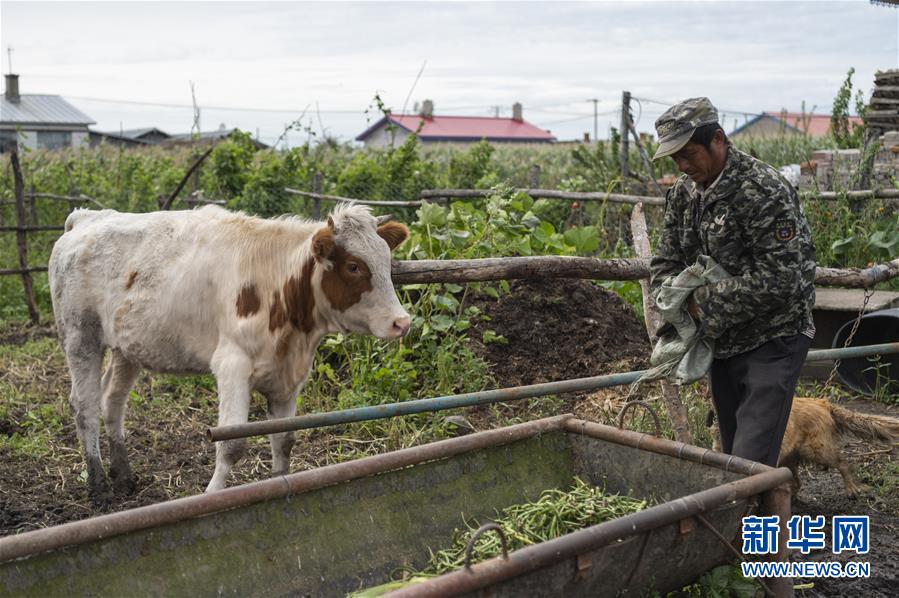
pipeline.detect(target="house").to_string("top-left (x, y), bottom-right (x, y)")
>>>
top-left (730, 112), bottom-right (864, 139)
top-left (115, 127), bottom-right (172, 144)
top-left (356, 101), bottom-right (556, 148)
top-left (0, 74), bottom-right (95, 151)
top-left (164, 126), bottom-right (269, 149)
top-left (88, 130), bottom-right (152, 149)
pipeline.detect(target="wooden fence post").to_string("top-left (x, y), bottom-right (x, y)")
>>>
top-left (312, 172), bottom-right (323, 220)
top-left (28, 184), bottom-right (38, 225)
top-left (629, 202), bottom-right (692, 443)
top-left (625, 112), bottom-right (664, 197)
top-left (10, 146), bottom-right (40, 324)
top-left (619, 91), bottom-right (631, 192)
top-left (528, 164), bottom-right (540, 189)
top-left (65, 161), bottom-right (78, 214)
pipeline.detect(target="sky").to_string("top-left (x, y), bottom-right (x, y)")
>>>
top-left (1, 0), bottom-right (897, 147)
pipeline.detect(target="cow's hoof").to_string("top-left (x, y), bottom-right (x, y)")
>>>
top-left (111, 469), bottom-right (137, 495)
top-left (89, 476), bottom-right (113, 508)
top-left (110, 460), bottom-right (136, 495)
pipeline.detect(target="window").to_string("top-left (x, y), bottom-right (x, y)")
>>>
top-left (0, 130), bottom-right (17, 152)
top-left (36, 130), bottom-right (72, 150)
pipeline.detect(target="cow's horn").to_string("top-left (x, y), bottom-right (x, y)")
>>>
top-left (376, 214), bottom-right (394, 225)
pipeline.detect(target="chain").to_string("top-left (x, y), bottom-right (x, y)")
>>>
top-left (822, 287), bottom-right (875, 395)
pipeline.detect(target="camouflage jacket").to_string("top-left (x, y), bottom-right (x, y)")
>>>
top-left (649, 145), bottom-right (816, 359)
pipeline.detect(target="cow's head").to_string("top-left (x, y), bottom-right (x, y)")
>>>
top-left (310, 204), bottom-right (411, 339)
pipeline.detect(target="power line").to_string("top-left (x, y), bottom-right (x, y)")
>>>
top-left (64, 95), bottom-right (364, 114)
top-left (540, 114), bottom-right (595, 126)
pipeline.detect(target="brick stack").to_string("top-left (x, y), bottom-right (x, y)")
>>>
top-left (867, 69), bottom-right (899, 139)
top-left (871, 130), bottom-right (899, 189)
top-left (799, 149), bottom-right (861, 191)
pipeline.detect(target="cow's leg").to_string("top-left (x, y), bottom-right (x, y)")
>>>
top-left (265, 390), bottom-right (297, 477)
top-left (63, 312), bottom-right (109, 504)
top-left (207, 349), bottom-right (253, 492)
top-left (101, 350), bottom-right (140, 494)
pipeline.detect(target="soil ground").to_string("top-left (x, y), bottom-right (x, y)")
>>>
top-left (1, 278), bottom-right (896, 596)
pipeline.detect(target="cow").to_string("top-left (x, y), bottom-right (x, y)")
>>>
top-left (49, 204), bottom-right (411, 502)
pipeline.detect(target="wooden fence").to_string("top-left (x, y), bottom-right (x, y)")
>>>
top-left (0, 145), bottom-right (221, 323)
top-left (4, 147), bottom-right (899, 324)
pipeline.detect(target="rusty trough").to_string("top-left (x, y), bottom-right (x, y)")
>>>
top-left (0, 415), bottom-right (793, 597)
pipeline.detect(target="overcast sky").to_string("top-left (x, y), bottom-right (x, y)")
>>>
top-left (2, 1), bottom-right (897, 146)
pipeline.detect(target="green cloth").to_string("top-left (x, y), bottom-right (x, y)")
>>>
top-left (643, 256), bottom-right (732, 385)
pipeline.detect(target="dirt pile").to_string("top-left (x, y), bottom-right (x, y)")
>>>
top-left (467, 278), bottom-right (651, 388)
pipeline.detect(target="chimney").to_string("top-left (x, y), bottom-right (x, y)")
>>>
top-left (583, 132), bottom-right (591, 143)
top-left (5, 73), bottom-right (20, 103)
top-left (420, 99), bottom-right (434, 119)
top-left (512, 102), bottom-right (523, 122)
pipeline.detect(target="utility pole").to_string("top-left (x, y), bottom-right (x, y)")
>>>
top-left (6, 46), bottom-right (13, 72)
top-left (587, 98), bottom-right (599, 142)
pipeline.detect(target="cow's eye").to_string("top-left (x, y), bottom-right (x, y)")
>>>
top-left (347, 263), bottom-right (359, 273)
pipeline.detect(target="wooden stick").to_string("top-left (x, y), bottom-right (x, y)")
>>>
top-left (160, 146), bottom-right (214, 211)
top-left (620, 90), bottom-right (631, 191)
top-left (0, 225), bottom-right (65, 232)
top-left (312, 172), bottom-right (323, 220)
top-left (390, 256), bottom-right (899, 289)
top-left (284, 188), bottom-right (426, 207)
top-left (815, 258), bottom-right (899, 288)
top-left (391, 256), bottom-right (649, 284)
top-left (804, 189), bottom-right (899, 200)
top-left (629, 202), bottom-right (692, 444)
top-left (626, 111), bottom-right (664, 197)
top-left (10, 147), bottom-right (39, 324)
top-left (420, 188), bottom-right (665, 206)
top-left (0, 266), bottom-right (49, 276)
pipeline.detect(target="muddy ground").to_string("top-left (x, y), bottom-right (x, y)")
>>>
top-left (1, 279), bottom-right (897, 596)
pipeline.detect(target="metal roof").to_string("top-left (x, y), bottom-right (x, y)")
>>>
top-left (730, 112), bottom-right (863, 138)
top-left (0, 94), bottom-right (95, 125)
top-left (116, 127), bottom-right (170, 139)
top-left (356, 114), bottom-right (556, 142)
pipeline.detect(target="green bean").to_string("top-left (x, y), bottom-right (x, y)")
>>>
top-left (414, 477), bottom-right (651, 576)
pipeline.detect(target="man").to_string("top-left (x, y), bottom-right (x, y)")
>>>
top-left (649, 97), bottom-right (816, 467)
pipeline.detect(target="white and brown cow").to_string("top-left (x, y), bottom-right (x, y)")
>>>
top-left (49, 204), bottom-right (410, 501)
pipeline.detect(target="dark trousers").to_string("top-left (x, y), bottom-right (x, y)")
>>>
top-left (710, 333), bottom-right (811, 467)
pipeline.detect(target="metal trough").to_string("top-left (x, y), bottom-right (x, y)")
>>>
top-left (0, 415), bottom-right (792, 597)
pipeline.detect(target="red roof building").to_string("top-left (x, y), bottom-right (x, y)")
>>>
top-left (356, 102), bottom-right (555, 148)
top-left (730, 112), bottom-right (864, 139)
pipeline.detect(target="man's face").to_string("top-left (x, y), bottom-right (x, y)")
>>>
top-left (671, 132), bottom-right (726, 186)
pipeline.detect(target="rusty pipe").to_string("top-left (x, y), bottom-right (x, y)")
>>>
top-left (208, 342), bottom-right (899, 442)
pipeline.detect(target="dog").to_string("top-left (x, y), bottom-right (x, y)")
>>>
top-left (711, 398), bottom-right (899, 497)
top-left (778, 397), bottom-right (899, 497)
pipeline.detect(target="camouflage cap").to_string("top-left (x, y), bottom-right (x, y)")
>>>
top-left (652, 97), bottom-right (719, 160)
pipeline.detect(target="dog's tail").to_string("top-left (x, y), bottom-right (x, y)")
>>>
top-left (830, 404), bottom-right (899, 444)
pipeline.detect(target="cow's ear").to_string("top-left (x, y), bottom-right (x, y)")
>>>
top-left (377, 222), bottom-right (409, 251)
top-left (312, 227), bottom-right (336, 270)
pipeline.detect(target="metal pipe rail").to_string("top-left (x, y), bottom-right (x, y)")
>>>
top-left (207, 342), bottom-right (899, 442)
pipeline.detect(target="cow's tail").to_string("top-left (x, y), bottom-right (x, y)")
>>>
top-left (830, 404), bottom-right (899, 444)
top-left (64, 208), bottom-right (110, 232)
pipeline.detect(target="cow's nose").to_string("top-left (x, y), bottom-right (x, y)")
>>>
top-left (392, 315), bottom-right (411, 337)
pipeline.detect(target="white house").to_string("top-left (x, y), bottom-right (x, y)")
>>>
top-left (0, 74), bottom-right (95, 151)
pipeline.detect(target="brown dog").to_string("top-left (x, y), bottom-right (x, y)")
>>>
top-left (778, 397), bottom-right (899, 497)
